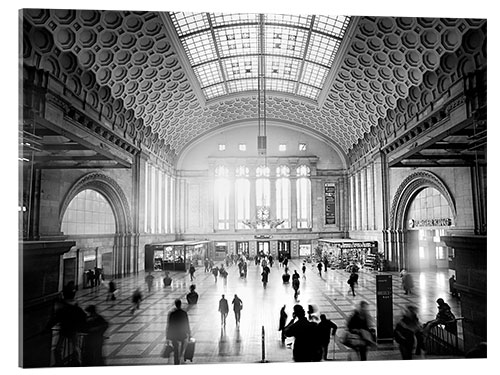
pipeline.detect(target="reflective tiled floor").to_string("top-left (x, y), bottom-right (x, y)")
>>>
top-left (71, 258), bottom-right (463, 366)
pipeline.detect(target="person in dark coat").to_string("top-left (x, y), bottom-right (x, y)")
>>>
top-left (278, 305), bottom-right (288, 344)
top-left (283, 304), bottom-right (321, 362)
top-left (261, 268), bottom-right (269, 288)
top-left (283, 257), bottom-right (289, 269)
top-left (166, 299), bottom-right (190, 365)
top-left (106, 280), bottom-right (117, 301)
top-left (347, 270), bottom-right (359, 296)
top-left (131, 288), bottom-right (143, 314)
top-left (204, 258), bottom-right (210, 272)
top-left (317, 262), bottom-right (323, 277)
top-left (145, 272), bottom-right (154, 292)
top-left (282, 268), bottom-right (290, 283)
top-left (188, 263), bottom-right (196, 281)
top-left (186, 284), bottom-right (199, 305)
top-left (232, 294), bottom-right (243, 326)
top-left (318, 314), bottom-right (338, 360)
top-left (345, 300), bottom-right (375, 361)
top-left (394, 305), bottom-right (422, 360)
top-left (400, 269), bottom-right (414, 295)
top-left (212, 266), bottom-right (219, 282)
top-left (163, 271), bottom-right (172, 287)
top-left (218, 294), bottom-right (229, 327)
top-left (46, 283), bottom-right (87, 366)
top-left (82, 305), bottom-right (109, 366)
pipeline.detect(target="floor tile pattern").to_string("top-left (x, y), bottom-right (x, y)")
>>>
top-left (70, 259), bottom-right (463, 366)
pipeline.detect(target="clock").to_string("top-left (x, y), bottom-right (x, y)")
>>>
top-left (257, 207), bottom-right (270, 220)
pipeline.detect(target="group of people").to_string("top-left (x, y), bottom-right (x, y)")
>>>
top-left (279, 303), bottom-right (338, 362)
top-left (47, 282), bottom-right (109, 366)
top-left (85, 267), bottom-right (104, 288)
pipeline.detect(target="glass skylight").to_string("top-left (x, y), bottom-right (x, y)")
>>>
top-left (169, 12), bottom-right (351, 101)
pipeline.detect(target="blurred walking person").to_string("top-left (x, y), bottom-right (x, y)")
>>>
top-left (166, 299), bottom-right (191, 365)
top-left (232, 294), bottom-right (243, 326)
top-left (145, 272), bottom-right (154, 292)
top-left (394, 305), bottom-right (423, 360)
top-left (131, 288), bottom-right (143, 314)
top-left (83, 305), bottom-right (109, 366)
top-left (219, 294), bottom-right (229, 327)
top-left (347, 270), bottom-right (359, 296)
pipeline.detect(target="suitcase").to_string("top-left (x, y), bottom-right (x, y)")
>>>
top-left (184, 338), bottom-right (196, 362)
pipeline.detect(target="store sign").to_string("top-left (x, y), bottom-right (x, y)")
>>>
top-left (338, 241), bottom-right (377, 249)
top-left (408, 218), bottom-right (452, 228)
top-left (254, 234), bottom-right (272, 239)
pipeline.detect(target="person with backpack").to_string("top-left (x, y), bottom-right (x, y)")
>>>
top-left (232, 294), bottom-right (243, 326)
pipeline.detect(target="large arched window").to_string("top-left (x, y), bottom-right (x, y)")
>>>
top-left (61, 189), bottom-right (116, 235)
top-left (215, 165), bottom-right (230, 230)
top-left (276, 165), bottom-right (291, 228)
top-left (296, 165), bottom-right (312, 228)
top-left (235, 166), bottom-right (250, 229)
top-left (256, 165), bottom-right (271, 229)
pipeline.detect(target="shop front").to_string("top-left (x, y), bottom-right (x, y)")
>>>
top-left (318, 239), bottom-right (379, 270)
top-left (145, 241), bottom-right (211, 272)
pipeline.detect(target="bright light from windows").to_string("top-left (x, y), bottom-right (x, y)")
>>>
top-left (279, 144), bottom-right (287, 151)
top-left (218, 144), bottom-right (226, 151)
top-left (239, 143), bottom-right (247, 151)
top-left (299, 143), bottom-right (307, 151)
top-left (419, 246), bottom-right (425, 259)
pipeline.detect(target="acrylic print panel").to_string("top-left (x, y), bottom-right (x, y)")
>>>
top-left (17, 0), bottom-right (489, 374)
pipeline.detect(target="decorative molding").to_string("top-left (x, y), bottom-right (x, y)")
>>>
top-left (389, 170), bottom-right (457, 230)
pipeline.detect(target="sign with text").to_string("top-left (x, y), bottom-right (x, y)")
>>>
top-left (324, 183), bottom-right (336, 225)
top-left (376, 274), bottom-right (393, 342)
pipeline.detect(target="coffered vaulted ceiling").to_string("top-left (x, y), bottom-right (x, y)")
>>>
top-left (21, 9), bottom-right (486, 164)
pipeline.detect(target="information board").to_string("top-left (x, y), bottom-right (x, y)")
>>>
top-left (325, 183), bottom-right (336, 225)
top-left (376, 274), bottom-right (393, 342)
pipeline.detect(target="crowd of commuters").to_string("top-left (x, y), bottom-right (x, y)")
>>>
top-left (46, 251), bottom-right (471, 366)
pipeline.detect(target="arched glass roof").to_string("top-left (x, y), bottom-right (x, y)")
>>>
top-left (169, 12), bottom-right (351, 101)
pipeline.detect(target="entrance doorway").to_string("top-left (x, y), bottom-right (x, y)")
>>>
top-left (406, 228), bottom-right (450, 271)
top-left (278, 241), bottom-right (291, 259)
top-left (257, 241), bottom-right (270, 256)
top-left (236, 242), bottom-right (249, 258)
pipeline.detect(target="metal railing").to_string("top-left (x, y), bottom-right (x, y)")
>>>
top-left (424, 320), bottom-right (464, 356)
top-left (50, 328), bottom-right (87, 366)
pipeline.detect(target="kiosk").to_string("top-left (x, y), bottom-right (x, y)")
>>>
top-left (318, 239), bottom-right (379, 270)
top-left (145, 240), bottom-right (211, 272)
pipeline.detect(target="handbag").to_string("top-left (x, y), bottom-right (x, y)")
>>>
top-left (162, 343), bottom-right (174, 358)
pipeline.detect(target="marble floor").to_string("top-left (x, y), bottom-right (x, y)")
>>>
top-left (69, 258), bottom-right (464, 367)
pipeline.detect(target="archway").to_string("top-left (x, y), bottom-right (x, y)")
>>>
top-left (389, 171), bottom-right (457, 271)
top-left (59, 172), bottom-right (134, 278)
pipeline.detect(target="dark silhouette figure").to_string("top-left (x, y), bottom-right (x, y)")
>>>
top-left (284, 304), bottom-right (321, 362)
top-left (204, 258), bottom-right (210, 272)
top-left (46, 284), bottom-right (87, 366)
top-left (232, 294), bottom-right (243, 326)
top-left (188, 263), bottom-right (196, 281)
top-left (292, 276), bottom-right (300, 300)
top-left (131, 288), bottom-right (143, 314)
top-left (317, 262), bottom-right (323, 277)
top-left (261, 268), bottom-right (269, 288)
top-left (82, 305), bottom-right (109, 366)
top-left (106, 280), bottom-right (117, 301)
top-left (345, 300), bottom-right (375, 361)
top-left (219, 265), bottom-right (228, 284)
top-left (400, 269), bottom-right (414, 295)
top-left (282, 268), bottom-right (290, 283)
top-left (145, 272), bottom-right (154, 292)
top-left (302, 263), bottom-right (307, 278)
top-left (423, 298), bottom-right (457, 334)
top-left (163, 272), bottom-right (172, 287)
top-left (318, 314), bottom-right (338, 360)
top-left (347, 271), bottom-right (359, 296)
top-left (186, 284), bottom-right (199, 305)
top-left (278, 305), bottom-right (288, 344)
top-left (283, 257), bottom-right (289, 269)
top-left (394, 305), bottom-right (423, 360)
top-left (219, 294), bottom-right (229, 326)
top-left (212, 266), bottom-right (219, 282)
top-left (449, 275), bottom-right (459, 297)
top-left (166, 299), bottom-right (191, 365)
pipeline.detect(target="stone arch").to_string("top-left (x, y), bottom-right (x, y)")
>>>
top-left (59, 172), bottom-right (134, 277)
top-left (390, 170), bottom-right (457, 230)
top-left (59, 172), bottom-right (131, 233)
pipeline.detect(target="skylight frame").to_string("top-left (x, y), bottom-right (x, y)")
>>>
top-left (169, 11), bottom-right (351, 102)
